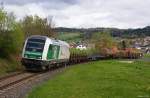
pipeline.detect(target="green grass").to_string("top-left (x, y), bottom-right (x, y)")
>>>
top-left (28, 60), bottom-right (150, 98)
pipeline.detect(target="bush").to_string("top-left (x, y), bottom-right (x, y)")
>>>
top-left (0, 9), bottom-right (24, 58)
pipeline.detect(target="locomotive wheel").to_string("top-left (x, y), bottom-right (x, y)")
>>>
top-left (41, 66), bottom-right (46, 71)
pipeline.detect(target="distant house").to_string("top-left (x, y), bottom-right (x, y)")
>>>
top-left (76, 45), bottom-right (87, 50)
top-left (145, 45), bottom-right (150, 54)
top-left (134, 45), bottom-right (150, 54)
top-left (132, 36), bottom-right (150, 54)
top-left (146, 48), bottom-right (150, 54)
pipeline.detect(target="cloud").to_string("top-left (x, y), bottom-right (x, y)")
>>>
top-left (1, 0), bottom-right (150, 28)
top-left (2, 0), bottom-right (78, 5)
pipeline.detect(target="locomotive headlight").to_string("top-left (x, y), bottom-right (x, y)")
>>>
top-left (37, 57), bottom-right (42, 59)
top-left (24, 55), bottom-right (28, 58)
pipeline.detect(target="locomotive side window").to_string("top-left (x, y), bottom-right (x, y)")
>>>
top-left (47, 44), bottom-right (60, 60)
top-left (47, 45), bottom-right (53, 59)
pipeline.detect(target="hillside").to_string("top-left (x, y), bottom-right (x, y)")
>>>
top-left (54, 26), bottom-right (150, 39)
top-left (57, 32), bottom-right (83, 42)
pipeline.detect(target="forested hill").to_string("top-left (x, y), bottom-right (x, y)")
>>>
top-left (54, 26), bottom-right (150, 38)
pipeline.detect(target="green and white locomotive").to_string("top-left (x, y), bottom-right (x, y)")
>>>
top-left (21, 35), bottom-right (70, 71)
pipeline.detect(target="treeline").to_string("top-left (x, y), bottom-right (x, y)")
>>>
top-left (0, 9), bottom-right (54, 58)
top-left (54, 26), bottom-right (150, 38)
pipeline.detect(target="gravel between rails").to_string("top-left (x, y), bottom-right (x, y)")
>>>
top-left (0, 66), bottom-right (69, 98)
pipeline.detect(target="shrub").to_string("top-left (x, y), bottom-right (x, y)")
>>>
top-left (0, 9), bottom-right (24, 58)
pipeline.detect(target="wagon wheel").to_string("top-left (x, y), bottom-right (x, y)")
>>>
top-left (41, 66), bottom-right (46, 71)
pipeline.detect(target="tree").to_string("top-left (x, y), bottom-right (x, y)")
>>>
top-left (122, 40), bottom-right (126, 50)
top-left (0, 9), bottom-right (24, 58)
top-left (21, 15), bottom-right (55, 38)
top-left (91, 32), bottom-right (117, 55)
top-left (92, 32), bottom-right (116, 48)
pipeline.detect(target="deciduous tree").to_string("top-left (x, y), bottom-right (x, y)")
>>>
top-left (21, 15), bottom-right (55, 38)
top-left (0, 9), bottom-right (24, 58)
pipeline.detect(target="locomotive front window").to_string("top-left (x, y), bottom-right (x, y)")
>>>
top-left (25, 38), bottom-right (45, 53)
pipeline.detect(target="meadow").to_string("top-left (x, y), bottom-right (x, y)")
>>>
top-left (28, 60), bottom-right (150, 98)
top-left (57, 32), bottom-right (83, 42)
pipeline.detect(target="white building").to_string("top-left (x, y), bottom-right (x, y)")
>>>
top-left (76, 45), bottom-right (87, 50)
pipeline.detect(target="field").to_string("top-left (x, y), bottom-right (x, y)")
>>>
top-left (57, 32), bottom-right (83, 42)
top-left (27, 60), bottom-right (150, 98)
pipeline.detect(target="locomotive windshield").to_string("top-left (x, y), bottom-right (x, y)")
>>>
top-left (25, 38), bottom-right (45, 53)
top-left (24, 37), bottom-right (46, 59)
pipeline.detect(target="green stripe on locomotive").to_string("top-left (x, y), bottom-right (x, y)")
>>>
top-left (24, 51), bottom-right (42, 59)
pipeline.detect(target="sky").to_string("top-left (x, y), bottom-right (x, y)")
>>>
top-left (1, 0), bottom-right (150, 29)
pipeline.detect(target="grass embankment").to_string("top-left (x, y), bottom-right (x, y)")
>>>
top-left (0, 58), bottom-right (23, 76)
top-left (28, 60), bottom-right (150, 98)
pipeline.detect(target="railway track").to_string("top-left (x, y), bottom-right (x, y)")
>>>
top-left (0, 72), bottom-right (39, 91)
top-left (0, 66), bottom-right (65, 92)
top-left (0, 72), bottom-right (25, 82)
top-left (0, 66), bottom-right (68, 98)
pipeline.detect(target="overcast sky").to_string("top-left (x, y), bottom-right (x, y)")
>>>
top-left (1, 0), bottom-right (150, 28)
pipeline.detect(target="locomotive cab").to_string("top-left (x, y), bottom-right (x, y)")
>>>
top-left (21, 36), bottom-right (47, 70)
top-left (21, 35), bottom-right (70, 71)
top-left (23, 36), bottom-right (46, 60)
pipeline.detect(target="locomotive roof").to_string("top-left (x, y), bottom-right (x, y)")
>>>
top-left (50, 39), bottom-right (69, 47)
top-left (27, 35), bottom-right (69, 47)
top-left (27, 35), bottom-right (48, 40)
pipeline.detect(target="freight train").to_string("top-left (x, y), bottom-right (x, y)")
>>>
top-left (21, 35), bottom-right (70, 71)
top-left (21, 35), bottom-right (143, 71)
